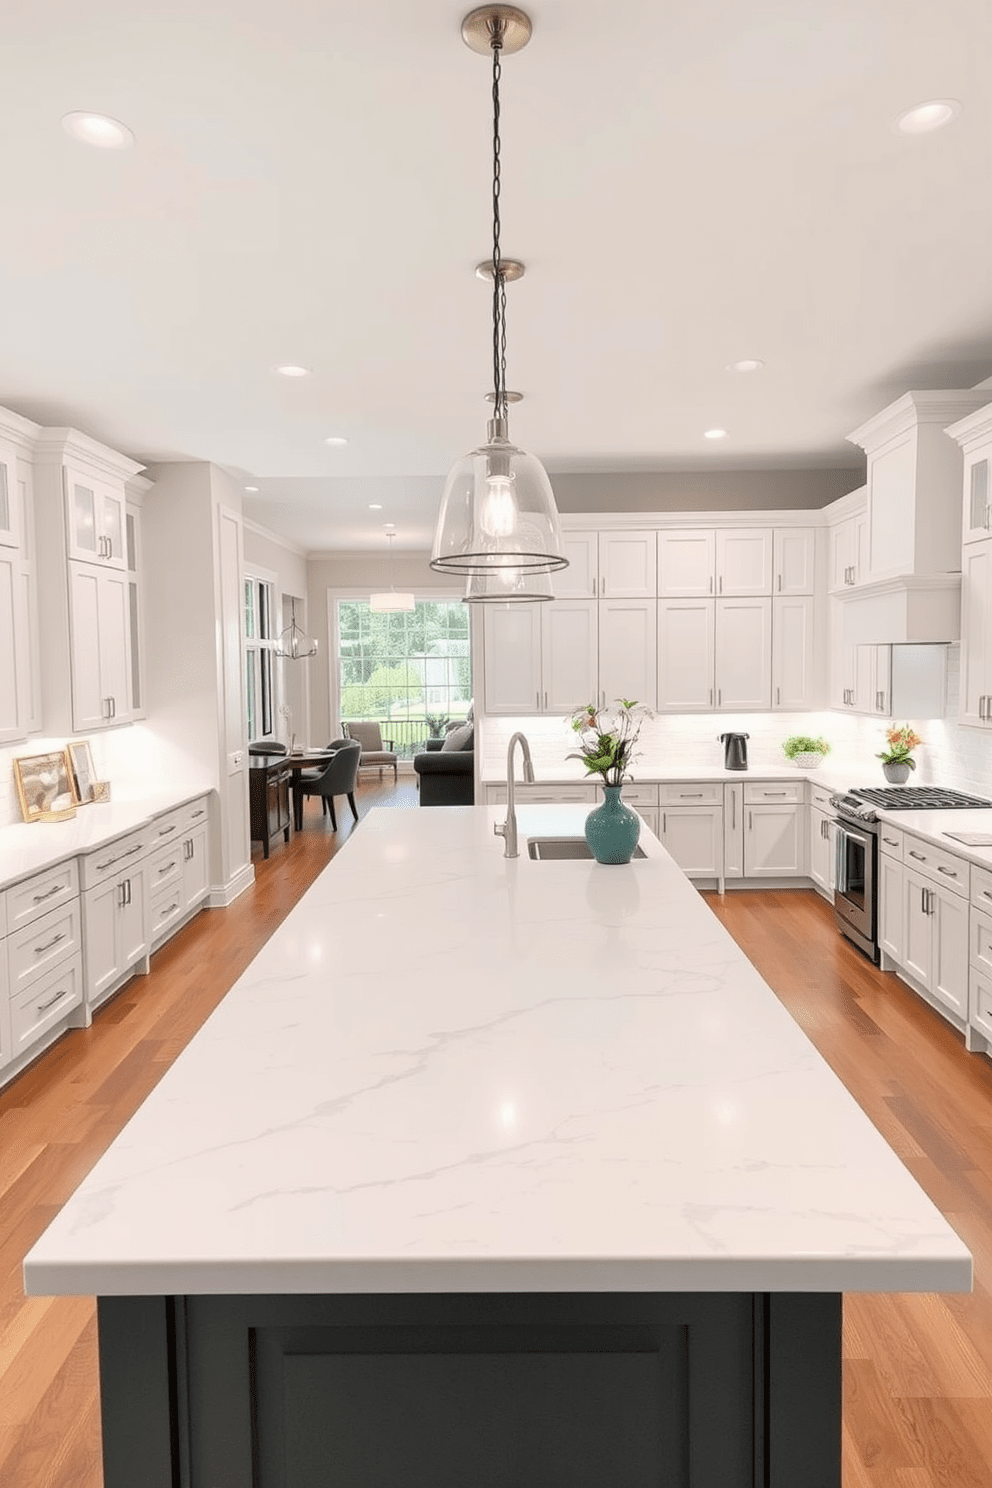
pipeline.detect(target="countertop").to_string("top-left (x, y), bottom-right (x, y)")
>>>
top-left (0, 783), bottom-right (213, 893)
top-left (480, 760), bottom-right (853, 788)
top-left (24, 803), bottom-right (969, 1298)
top-left (871, 807), bottom-right (992, 874)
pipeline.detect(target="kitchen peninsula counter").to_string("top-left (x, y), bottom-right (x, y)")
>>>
top-left (24, 805), bottom-right (970, 1488)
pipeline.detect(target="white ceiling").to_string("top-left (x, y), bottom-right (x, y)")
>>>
top-left (2, 0), bottom-right (990, 551)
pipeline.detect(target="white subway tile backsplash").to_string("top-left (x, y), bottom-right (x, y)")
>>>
top-left (481, 648), bottom-right (992, 795)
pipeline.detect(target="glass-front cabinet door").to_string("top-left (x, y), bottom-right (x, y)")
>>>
top-left (64, 465), bottom-right (126, 568)
top-left (963, 452), bottom-right (991, 545)
top-left (0, 441), bottom-right (20, 549)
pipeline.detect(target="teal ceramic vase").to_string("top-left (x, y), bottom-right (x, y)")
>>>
top-left (584, 785), bottom-right (641, 865)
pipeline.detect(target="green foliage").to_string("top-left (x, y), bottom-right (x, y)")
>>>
top-left (341, 662), bottom-right (423, 719)
top-left (782, 735), bottom-right (831, 758)
top-left (568, 700), bottom-right (653, 785)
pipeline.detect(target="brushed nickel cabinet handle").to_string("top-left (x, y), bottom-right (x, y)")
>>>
top-left (33, 932), bottom-right (65, 956)
top-left (157, 824), bottom-right (177, 837)
top-left (32, 884), bottom-right (63, 903)
top-left (37, 987), bottom-right (71, 1013)
top-left (909, 849), bottom-right (926, 861)
top-left (158, 861), bottom-right (177, 876)
top-left (937, 865), bottom-right (958, 877)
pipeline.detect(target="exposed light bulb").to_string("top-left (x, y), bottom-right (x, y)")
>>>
top-left (481, 472), bottom-right (517, 538)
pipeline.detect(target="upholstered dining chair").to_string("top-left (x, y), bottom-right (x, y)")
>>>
top-left (293, 739), bottom-right (361, 831)
top-left (342, 721), bottom-right (398, 781)
top-left (248, 740), bottom-right (288, 756)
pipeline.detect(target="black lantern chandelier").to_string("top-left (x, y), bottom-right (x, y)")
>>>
top-left (431, 5), bottom-right (568, 584)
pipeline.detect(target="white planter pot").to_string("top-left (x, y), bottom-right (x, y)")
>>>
top-left (792, 752), bottom-right (824, 770)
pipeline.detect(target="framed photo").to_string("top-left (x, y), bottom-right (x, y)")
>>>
top-left (13, 750), bottom-right (77, 823)
top-left (67, 739), bottom-right (97, 804)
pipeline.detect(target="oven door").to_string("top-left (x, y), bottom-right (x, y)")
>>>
top-left (834, 817), bottom-right (876, 943)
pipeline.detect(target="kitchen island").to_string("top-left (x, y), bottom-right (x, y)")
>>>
top-left (24, 804), bottom-right (970, 1487)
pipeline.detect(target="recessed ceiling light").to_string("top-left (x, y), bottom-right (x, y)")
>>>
top-left (61, 111), bottom-right (135, 149)
top-left (726, 359), bottom-right (764, 374)
top-left (369, 503), bottom-right (383, 510)
top-left (383, 523), bottom-right (397, 531)
top-left (245, 485), bottom-right (260, 493)
top-left (323, 435), bottom-right (348, 446)
top-left (272, 364), bottom-right (310, 377)
top-left (895, 99), bottom-right (960, 135)
top-left (704, 428), bottom-right (728, 440)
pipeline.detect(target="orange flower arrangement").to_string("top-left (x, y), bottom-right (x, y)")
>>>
top-left (877, 724), bottom-right (923, 770)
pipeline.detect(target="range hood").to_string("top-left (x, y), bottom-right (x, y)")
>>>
top-left (842, 389), bottom-right (989, 643)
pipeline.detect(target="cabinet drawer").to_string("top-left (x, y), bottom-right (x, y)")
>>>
top-left (743, 782), bottom-right (803, 805)
top-left (621, 783), bottom-right (660, 807)
top-left (80, 827), bottom-right (151, 890)
top-left (879, 827), bottom-right (904, 861)
top-left (972, 906), bottom-right (992, 979)
top-left (809, 786), bottom-right (835, 813)
top-left (150, 883), bottom-right (187, 941)
top-left (6, 858), bottom-right (79, 933)
top-left (8, 900), bottom-right (82, 997)
top-left (970, 967), bottom-right (992, 1045)
top-left (659, 782), bottom-right (721, 806)
top-left (182, 795), bottom-right (210, 832)
top-left (972, 863), bottom-right (992, 912)
top-left (147, 840), bottom-right (183, 893)
top-left (11, 956), bottom-right (82, 1058)
top-left (149, 808), bottom-right (184, 848)
top-left (488, 784), bottom-right (596, 805)
top-left (902, 837), bottom-right (970, 897)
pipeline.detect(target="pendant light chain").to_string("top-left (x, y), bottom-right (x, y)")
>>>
top-left (490, 27), bottom-right (508, 423)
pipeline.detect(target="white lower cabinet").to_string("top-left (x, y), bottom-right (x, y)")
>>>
top-left (744, 802), bottom-right (805, 877)
top-left (83, 865), bottom-right (149, 1007)
top-left (0, 862), bottom-right (84, 1088)
top-left (901, 865), bottom-right (969, 1021)
top-left (809, 808), bottom-right (836, 900)
top-left (659, 806), bottom-right (723, 878)
top-left (724, 784), bottom-right (744, 878)
top-left (878, 852), bottom-right (904, 963)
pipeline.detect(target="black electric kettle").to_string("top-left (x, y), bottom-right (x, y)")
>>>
top-left (719, 732), bottom-right (749, 771)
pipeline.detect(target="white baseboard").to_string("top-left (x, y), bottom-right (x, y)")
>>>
top-left (207, 863), bottom-right (255, 908)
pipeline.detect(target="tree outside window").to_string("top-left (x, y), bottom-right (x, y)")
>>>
top-left (337, 600), bottom-right (471, 758)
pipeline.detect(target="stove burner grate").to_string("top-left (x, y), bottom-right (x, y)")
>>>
top-left (851, 786), bottom-right (992, 810)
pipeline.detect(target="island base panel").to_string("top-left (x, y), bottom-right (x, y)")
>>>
top-left (97, 1290), bottom-right (840, 1488)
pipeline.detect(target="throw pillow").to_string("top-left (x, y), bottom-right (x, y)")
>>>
top-left (441, 722), bottom-right (473, 753)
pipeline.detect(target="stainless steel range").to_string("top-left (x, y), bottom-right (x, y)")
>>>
top-left (828, 785), bottom-right (992, 961)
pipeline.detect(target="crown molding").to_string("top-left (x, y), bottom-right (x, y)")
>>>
top-left (945, 400), bottom-right (992, 450)
top-left (847, 391), bottom-right (991, 452)
top-left (32, 427), bottom-right (145, 481)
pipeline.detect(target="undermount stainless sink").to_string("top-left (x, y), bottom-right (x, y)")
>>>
top-left (526, 837), bottom-right (646, 861)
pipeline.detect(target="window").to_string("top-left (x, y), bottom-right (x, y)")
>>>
top-left (245, 574), bottom-right (277, 742)
top-left (336, 600), bottom-right (471, 758)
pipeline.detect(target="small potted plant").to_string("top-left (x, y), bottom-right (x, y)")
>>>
top-left (782, 734), bottom-right (831, 770)
top-left (877, 724), bottom-right (922, 784)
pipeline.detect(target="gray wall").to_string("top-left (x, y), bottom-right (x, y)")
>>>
top-left (550, 468), bottom-right (863, 513)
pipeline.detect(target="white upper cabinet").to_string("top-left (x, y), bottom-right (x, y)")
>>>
top-left (773, 528), bottom-right (815, 595)
top-left (963, 454), bottom-right (991, 545)
top-left (541, 600), bottom-right (598, 713)
top-left (555, 531), bottom-right (599, 597)
top-left (657, 600), bottom-right (715, 711)
top-left (0, 551), bottom-right (23, 742)
top-left (848, 391), bottom-right (987, 582)
top-left (64, 465), bottom-right (126, 569)
top-left (715, 598), bottom-right (771, 709)
top-left (482, 603), bottom-right (543, 714)
top-left (599, 599), bottom-right (657, 709)
top-left (68, 564), bottom-right (132, 730)
top-left (960, 538), bottom-right (992, 728)
top-left (658, 530), bottom-right (715, 597)
top-left (772, 594), bottom-right (815, 709)
top-left (715, 528), bottom-right (773, 596)
top-left (829, 506), bottom-right (868, 591)
top-left (0, 440), bottom-right (20, 549)
top-left (597, 532), bottom-right (657, 598)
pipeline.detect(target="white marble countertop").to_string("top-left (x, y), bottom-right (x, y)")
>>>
top-left (0, 783), bottom-right (213, 892)
top-left (873, 807), bottom-right (992, 872)
top-left (480, 760), bottom-right (853, 788)
top-left (24, 804), bottom-right (970, 1299)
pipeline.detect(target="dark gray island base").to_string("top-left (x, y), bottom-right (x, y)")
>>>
top-left (98, 1288), bottom-right (840, 1487)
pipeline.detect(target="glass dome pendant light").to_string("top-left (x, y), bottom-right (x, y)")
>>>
top-left (431, 5), bottom-right (569, 581)
top-left (370, 532), bottom-right (416, 613)
top-left (275, 597), bottom-right (319, 660)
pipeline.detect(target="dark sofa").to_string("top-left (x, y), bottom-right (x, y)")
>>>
top-left (413, 733), bottom-right (475, 807)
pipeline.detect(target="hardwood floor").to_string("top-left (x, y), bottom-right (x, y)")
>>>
top-left (3, 803), bottom-right (992, 1485)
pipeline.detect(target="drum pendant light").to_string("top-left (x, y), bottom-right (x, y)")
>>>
top-left (370, 532), bottom-right (416, 613)
top-left (431, 6), bottom-right (568, 580)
